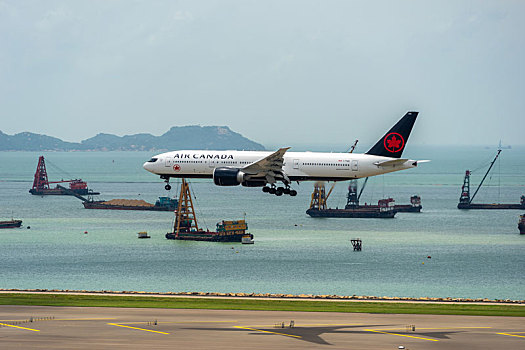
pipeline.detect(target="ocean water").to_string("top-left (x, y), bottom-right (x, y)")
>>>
top-left (0, 146), bottom-right (524, 300)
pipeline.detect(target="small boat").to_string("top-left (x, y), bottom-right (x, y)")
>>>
top-left (0, 219), bottom-right (23, 229)
top-left (138, 231), bottom-right (151, 239)
top-left (519, 214), bottom-right (525, 235)
top-left (241, 234), bottom-right (254, 244)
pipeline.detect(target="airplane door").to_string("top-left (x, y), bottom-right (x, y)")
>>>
top-left (293, 159), bottom-right (300, 169)
top-left (165, 157), bottom-right (173, 167)
top-left (351, 160), bottom-right (358, 171)
top-left (209, 159), bottom-right (216, 168)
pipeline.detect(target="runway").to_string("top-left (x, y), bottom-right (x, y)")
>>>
top-left (1, 305), bottom-right (524, 349)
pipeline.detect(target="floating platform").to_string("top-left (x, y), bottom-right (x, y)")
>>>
top-left (0, 219), bottom-right (22, 229)
top-left (458, 202), bottom-right (525, 210)
top-left (166, 220), bottom-right (252, 242)
top-left (30, 187), bottom-right (100, 196)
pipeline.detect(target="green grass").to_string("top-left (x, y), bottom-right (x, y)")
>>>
top-left (1, 293), bottom-right (524, 317)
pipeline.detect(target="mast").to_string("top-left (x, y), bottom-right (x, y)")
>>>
top-left (32, 156), bottom-right (50, 191)
top-left (469, 149), bottom-right (502, 204)
top-left (173, 178), bottom-right (200, 237)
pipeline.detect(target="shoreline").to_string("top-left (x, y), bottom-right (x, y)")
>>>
top-left (1, 289), bottom-right (523, 305)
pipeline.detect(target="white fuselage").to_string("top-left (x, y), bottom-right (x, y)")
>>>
top-left (143, 150), bottom-right (417, 182)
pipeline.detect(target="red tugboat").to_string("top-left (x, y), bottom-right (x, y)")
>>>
top-left (519, 214), bottom-right (525, 234)
top-left (29, 156), bottom-right (99, 196)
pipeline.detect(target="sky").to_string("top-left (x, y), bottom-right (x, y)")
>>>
top-left (1, 0), bottom-right (524, 149)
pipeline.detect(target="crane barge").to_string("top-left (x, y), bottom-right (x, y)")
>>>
top-left (29, 156), bottom-right (99, 196)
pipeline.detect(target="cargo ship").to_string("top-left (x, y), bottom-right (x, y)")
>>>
top-left (0, 219), bottom-right (22, 229)
top-left (519, 214), bottom-right (525, 234)
top-left (29, 156), bottom-right (99, 196)
top-left (165, 179), bottom-right (252, 242)
top-left (458, 149), bottom-right (525, 210)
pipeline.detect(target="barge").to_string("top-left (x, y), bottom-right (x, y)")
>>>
top-left (165, 179), bottom-right (252, 242)
top-left (0, 219), bottom-right (22, 229)
top-left (29, 156), bottom-right (99, 196)
top-left (458, 149), bottom-right (525, 210)
top-left (83, 197), bottom-right (178, 211)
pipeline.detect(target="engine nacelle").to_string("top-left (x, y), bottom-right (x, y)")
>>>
top-left (213, 167), bottom-right (245, 186)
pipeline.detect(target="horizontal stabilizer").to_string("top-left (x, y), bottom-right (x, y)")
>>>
top-left (374, 158), bottom-right (409, 167)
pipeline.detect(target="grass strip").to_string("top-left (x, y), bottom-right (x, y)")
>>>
top-left (1, 293), bottom-right (524, 317)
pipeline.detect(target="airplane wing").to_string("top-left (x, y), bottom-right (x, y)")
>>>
top-left (242, 147), bottom-right (290, 184)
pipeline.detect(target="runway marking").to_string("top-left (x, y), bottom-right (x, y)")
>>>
top-left (0, 323), bottom-right (40, 332)
top-left (365, 329), bottom-right (439, 341)
top-left (234, 326), bottom-right (302, 338)
top-left (380, 326), bottom-right (492, 331)
top-left (249, 323), bottom-right (363, 328)
top-left (498, 333), bottom-right (525, 339)
top-left (107, 323), bottom-right (170, 335)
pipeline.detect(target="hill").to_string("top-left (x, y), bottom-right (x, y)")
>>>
top-left (0, 126), bottom-right (265, 151)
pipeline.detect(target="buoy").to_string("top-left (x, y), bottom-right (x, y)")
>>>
top-left (427, 256), bottom-right (431, 259)
top-left (27, 226), bottom-right (30, 229)
top-left (84, 231), bottom-right (88, 234)
top-left (422, 262), bottom-right (424, 265)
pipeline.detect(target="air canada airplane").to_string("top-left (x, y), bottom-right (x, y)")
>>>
top-left (143, 112), bottom-right (424, 196)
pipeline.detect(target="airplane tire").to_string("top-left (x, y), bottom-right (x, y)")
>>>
top-left (165, 184), bottom-right (171, 191)
top-left (289, 190), bottom-right (297, 196)
top-left (275, 187), bottom-right (284, 196)
top-left (284, 188), bottom-right (291, 194)
top-left (262, 186), bottom-right (270, 193)
top-left (269, 187), bottom-right (276, 194)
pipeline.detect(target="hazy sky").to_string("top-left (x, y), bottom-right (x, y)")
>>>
top-left (1, 0), bottom-right (524, 149)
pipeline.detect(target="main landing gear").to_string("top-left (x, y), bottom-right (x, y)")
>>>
top-left (262, 185), bottom-right (297, 196)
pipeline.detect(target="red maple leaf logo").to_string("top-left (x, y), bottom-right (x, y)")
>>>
top-left (173, 164), bottom-right (181, 171)
top-left (383, 133), bottom-right (404, 153)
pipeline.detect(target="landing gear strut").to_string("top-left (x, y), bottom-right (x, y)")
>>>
top-left (161, 176), bottom-right (171, 191)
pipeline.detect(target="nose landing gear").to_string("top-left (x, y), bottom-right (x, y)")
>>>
top-left (161, 176), bottom-right (171, 191)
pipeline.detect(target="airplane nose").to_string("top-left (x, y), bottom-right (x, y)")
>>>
top-left (143, 161), bottom-right (154, 173)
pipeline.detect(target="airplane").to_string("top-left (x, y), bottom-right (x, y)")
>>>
top-left (143, 111), bottom-right (424, 196)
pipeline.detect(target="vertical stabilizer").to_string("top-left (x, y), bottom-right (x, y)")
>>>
top-left (366, 112), bottom-right (418, 158)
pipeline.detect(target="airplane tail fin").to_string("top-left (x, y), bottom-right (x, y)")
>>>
top-left (366, 111), bottom-right (418, 158)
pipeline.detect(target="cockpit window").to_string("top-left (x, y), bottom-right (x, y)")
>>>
top-left (147, 158), bottom-right (158, 163)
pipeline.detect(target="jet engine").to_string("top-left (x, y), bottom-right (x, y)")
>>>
top-left (213, 167), bottom-right (266, 187)
top-left (213, 167), bottom-right (245, 186)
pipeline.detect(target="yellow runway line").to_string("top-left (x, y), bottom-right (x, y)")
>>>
top-left (379, 326), bottom-right (492, 331)
top-left (365, 329), bottom-right (439, 342)
top-left (497, 333), bottom-right (525, 339)
top-left (0, 322), bottom-right (40, 332)
top-left (107, 323), bottom-right (170, 335)
top-left (234, 326), bottom-right (302, 338)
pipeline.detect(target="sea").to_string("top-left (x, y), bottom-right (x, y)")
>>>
top-left (1, 146), bottom-right (524, 300)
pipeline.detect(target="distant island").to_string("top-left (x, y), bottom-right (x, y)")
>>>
top-left (0, 126), bottom-right (265, 151)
